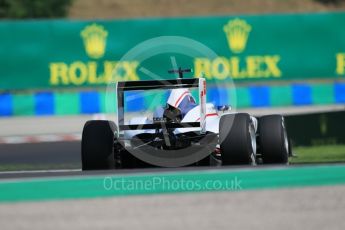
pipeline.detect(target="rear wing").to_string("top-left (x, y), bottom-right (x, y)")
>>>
top-left (116, 78), bottom-right (206, 133)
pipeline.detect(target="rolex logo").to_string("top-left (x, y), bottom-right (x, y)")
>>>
top-left (81, 23), bottom-right (108, 59)
top-left (223, 18), bottom-right (251, 53)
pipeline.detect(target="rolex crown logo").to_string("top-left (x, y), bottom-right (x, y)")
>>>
top-left (223, 18), bottom-right (251, 54)
top-left (81, 23), bottom-right (108, 59)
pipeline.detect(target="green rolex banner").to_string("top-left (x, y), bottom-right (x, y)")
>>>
top-left (1, 12), bottom-right (345, 90)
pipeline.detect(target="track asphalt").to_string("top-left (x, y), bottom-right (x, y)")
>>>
top-left (1, 185), bottom-right (344, 230)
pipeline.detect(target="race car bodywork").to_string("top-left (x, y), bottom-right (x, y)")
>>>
top-left (81, 69), bottom-right (291, 170)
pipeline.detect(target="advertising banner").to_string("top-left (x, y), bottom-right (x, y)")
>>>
top-left (1, 12), bottom-right (345, 90)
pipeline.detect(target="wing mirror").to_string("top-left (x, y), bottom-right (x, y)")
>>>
top-left (217, 105), bottom-right (232, 112)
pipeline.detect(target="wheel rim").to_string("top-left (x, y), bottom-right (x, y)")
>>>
top-left (249, 123), bottom-right (257, 156)
top-left (282, 120), bottom-right (289, 154)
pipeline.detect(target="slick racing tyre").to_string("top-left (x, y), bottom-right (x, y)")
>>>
top-left (81, 120), bottom-right (116, 170)
top-left (258, 115), bottom-right (289, 164)
top-left (219, 113), bottom-right (256, 165)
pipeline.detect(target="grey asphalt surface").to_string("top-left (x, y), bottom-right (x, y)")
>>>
top-left (0, 185), bottom-right (344, 230)
top-left (0, 140), bottom-right (291, 179)
top-left (0, 141), bottom-right (81, 170)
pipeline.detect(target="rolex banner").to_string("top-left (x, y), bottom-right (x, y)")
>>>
top-left (1, 12), bottom-right (345, 90)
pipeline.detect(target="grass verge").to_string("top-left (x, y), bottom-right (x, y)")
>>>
top-left (291, 145), bottom-right (345, 164)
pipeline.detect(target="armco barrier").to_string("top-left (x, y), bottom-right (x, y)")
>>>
top-left (1, 82), bottom-right (345, 117)
top-left (285, 110), bottom-right (345, 146)
top-left (1, 12), bottom-right (345, 90)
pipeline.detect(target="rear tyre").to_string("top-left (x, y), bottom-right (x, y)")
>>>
top-left (81, 120), bottom-right (116, 170)
top-left (219, 113), bottom-right (256, 165)
top-left (258, 115), bottom-right (289, 164)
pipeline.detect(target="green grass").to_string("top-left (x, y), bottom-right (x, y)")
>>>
top-left (291, 145), bottom-right (345, 164)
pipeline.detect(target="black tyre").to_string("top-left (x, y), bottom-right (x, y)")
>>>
top-left (258, 115), bottom-right (289, 164)
top-left (81, 120), bottom-right (116, 170)
top-left (219, 113), bottom-right (256, 165)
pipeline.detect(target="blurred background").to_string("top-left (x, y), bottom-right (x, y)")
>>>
top-left (0, 0), bottom-right (345, 170)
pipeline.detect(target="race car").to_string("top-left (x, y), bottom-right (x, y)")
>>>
top-left (81, 68), bottom-right (291, 170)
